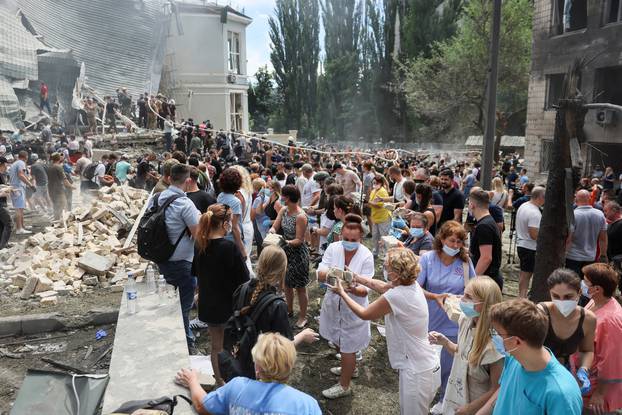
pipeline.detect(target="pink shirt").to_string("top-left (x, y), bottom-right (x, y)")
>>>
top-left (584, 298), bottom-right (622, 411)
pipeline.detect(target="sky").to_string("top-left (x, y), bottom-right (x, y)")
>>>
top-left (230, 0), bottom-right (276, 76)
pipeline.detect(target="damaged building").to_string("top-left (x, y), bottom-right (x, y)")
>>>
top-left (524, 0), bottom-right (622, 182)
top-left (0, 0), bottom-right (250, 133)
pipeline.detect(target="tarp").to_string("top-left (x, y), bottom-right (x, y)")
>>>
top-left (10, 369), bottom-right (109, 415)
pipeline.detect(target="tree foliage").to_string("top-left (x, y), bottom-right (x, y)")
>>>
top-left (248, 66), bottom-right (275, 132)
top-left (403, 0), bottom-right (532, 138)
top-left (269, 0), bottom-right (320, 135)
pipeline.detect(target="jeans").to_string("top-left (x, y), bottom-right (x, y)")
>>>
top-left (157, 260), bottom-right (196, 346)
top-left (40, 97), bottom-right (51, 114)
top-left (371, 219), bottom-right (391, 257)
top-left (164, 132), bottom-right (172, 152)
top-left (0, 207), bottom-right (11, 249)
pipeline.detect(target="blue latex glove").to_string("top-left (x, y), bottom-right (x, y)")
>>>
top-left (576, 367), bottom-right (591, 395)
top-left (392, 218), bottom-right (406, 229)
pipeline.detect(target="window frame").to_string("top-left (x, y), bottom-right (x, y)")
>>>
top-left (230, 92), bottom-right (243, 131)
top-left (603, 0), bottom-right (622, 25)
top-left (544, 73), bottom-right (566, 111)
top-left (227, 31), bottom-right (241, 75)
top-left (540, 139), bottom-right (555, 173)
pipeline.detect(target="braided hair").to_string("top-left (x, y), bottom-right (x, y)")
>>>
top-left (250, 245), bottom-right (287, 306)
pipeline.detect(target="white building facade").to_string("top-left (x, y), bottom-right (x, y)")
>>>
top-left (164, 3), bottom-right (251, 132)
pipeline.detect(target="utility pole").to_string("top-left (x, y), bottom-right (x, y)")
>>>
top-left (481, 0), bottom-right (502, 190)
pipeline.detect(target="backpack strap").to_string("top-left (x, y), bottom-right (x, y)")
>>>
top-left (173, 395), bottom-right (193, 407)
top-left (250, 291), bottom-right (282, 323)
top-left (157, 193), bottom-right (188, 248)
top-left (235, 282), bottom-right (252, 311)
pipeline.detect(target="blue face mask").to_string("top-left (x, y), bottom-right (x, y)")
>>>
top-left (459, 300), bottom-right (480, 318)
top-left (409, 227), bottom-right (425, 238)
top-left (581, 280), bottom-right (591, 298)
top-left (342, 241), bottom-right (360, 251)
top-left (491, 334), bottom-right (508, 356)
top-left (442, 244), bottom-right (460, 257)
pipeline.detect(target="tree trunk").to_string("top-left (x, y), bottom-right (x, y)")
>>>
top-left (530, 99), bottom-right (586, 301)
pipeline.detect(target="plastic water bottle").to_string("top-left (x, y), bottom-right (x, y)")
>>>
top-left (145, 263), bottom-right (157, 294)
top-left (156, 274), bottom-right (168, 301)
top-left (126, 272), bottom-right (138, 314)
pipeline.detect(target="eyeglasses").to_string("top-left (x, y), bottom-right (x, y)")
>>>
top-left (489, 328), bottom-right (512, 339)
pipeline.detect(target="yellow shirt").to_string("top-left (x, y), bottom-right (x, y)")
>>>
top-left (369, 187), bottom-right (391, 224)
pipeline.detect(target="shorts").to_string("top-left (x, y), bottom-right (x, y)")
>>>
top-left (10, 189), bottom-right (26, 209)
top-left (517, 247), bottom-right (536, 273)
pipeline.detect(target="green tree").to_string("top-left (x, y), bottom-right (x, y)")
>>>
top-left (248, 66), bottom-right (275, 132)
top-left (269, 0), bottom-right (320, 135)
top-left (403, 0), bottom-right (532, 139)
top-left (403, 0), bottom-right (463, 59)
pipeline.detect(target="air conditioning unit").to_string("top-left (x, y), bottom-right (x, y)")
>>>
top-left (596, 109), bottom-right (615, 126)
top-left (227, 74), bottom-right (237, 84)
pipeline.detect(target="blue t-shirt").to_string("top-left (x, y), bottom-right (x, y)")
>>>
top-left (202, 377), bottom-right (322, 415)
top-left (115, 160), bottom-right (131, 182)
top-left (417, 250), bottom-right (476, 337)
top-left (493, 351), bottom-right (582, 415)
top-left (217, 192), bottom-right (243, 242)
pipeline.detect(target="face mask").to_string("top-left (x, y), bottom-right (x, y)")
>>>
top-left (442, 244), bottom-right (460, 257)
top-left (342, 241), bottom-right (360, 251)
top-left (459, 300), bottom-right (480, 318)
top-left (581, 280), bottom-right (591, 298)
top-left (409, 227), bottom-right (425, 238)
top-left (383, 268), bottom-right (389, 282)
top-left (553, 299), bottom-right (578, 317)
top-left (392, 218), bottom-right (406, 229)
top-left (491, 334), bottom-right (516, 357)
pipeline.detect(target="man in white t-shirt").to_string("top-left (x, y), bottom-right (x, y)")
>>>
top-left (515, 186), bottom-right (545, 298)
top-left (389, 165), bottom-right (407, 204)
top-left (296, 164), bottom-right (313, 196)
top-left (301, 177), bottom-right (321, 209)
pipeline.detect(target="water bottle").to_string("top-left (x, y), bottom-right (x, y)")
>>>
top-left (126, 272), bottom-right (138, 314)
top-left (156, 274), bottom-right (168, 301)
top-left (145, 263), bottom-right (157, 294)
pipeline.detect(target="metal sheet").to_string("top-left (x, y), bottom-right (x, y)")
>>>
top-left (0, 7), bottom-right (41, 81)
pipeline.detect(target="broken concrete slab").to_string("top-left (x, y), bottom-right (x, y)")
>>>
top-left (77, 252), bottom-right (114, 276)
top-left (20, 276), bottom-right (39, 299)
top-left (40, 296), bottom-right (58, 306)
top-left (35, 276), bottom-right (54, 293)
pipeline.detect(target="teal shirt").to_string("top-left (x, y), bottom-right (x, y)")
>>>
top-left (493, 350), bottom-right (582, 415)
top-left (115, 160), bottom-right (131, 182)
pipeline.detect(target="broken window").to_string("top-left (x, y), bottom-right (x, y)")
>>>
top-left (227, 31), bottom-right (241, 74)
top-left (545, 74), bottom-right (565, 110)
top-left (230, 92), bottom-right (243, 131)
top-left (540, 139), bottom-right (554, 173)
top-left (551, 0), bottom-right (587, 35)
top-left (594, 66), bottom-right (622, 106)
top-left (604, 0), bottom-right (622, 24)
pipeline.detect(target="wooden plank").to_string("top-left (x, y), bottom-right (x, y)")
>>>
top-left (122, 188), bottom-right (154, 249)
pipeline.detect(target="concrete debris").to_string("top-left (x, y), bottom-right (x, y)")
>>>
top-left (0, 185), bottom-right (151, 306)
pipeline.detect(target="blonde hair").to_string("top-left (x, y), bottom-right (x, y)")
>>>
top-left (252, 177), bottom-right (266, 193)
top-left (491, 176), bottom-right (505, 194)
top-left (386, 248), bottom-right (420, 285)
top-left (232, 165), bottom-right (253, 194)
top-left (467, 276), bottom-right (503, 366)
top-left (250, 245), bottom-right (287, 305)
top-left (251, 332), bottom-right (296, 383)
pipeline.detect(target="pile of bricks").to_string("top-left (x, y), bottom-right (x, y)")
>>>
top-left (0, 185), bottom-right (151, 306)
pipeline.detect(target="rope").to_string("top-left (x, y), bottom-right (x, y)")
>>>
top-left (146, 98), bottom-right (400, 162)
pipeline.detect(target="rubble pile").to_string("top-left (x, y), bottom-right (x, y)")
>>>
top-left (0, 185), bottom-right (152, 306)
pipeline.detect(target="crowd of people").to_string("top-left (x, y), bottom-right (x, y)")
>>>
top-left (0, 127), bottom-right (622, 415)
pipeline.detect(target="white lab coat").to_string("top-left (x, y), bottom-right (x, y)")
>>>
top-left (319, 241), bottom-right (375, 353)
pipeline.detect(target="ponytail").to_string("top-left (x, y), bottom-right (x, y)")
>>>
top-left (195, 204), bottom-right (231, 253)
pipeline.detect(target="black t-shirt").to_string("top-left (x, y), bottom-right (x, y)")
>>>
top-left (410, 190), bottom-right (443, 210)
top-left (136, 160), bottom-right (152, 178)
top-left (0, 173), bottom-right (7, 207)
top-left (470, 215), bottom-right (502, 284)
top-left (192, 238), bottom-right (249, 325)
top-left (186, 190), bottom-right (216, 214)
top-left (440, 187), bottom-right (464, 226)
top-left (607, 219), bottom-right (622, 260)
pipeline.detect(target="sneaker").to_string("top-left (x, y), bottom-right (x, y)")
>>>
top-left (322, 383), bottom-right (352, 399)
top-left (330, 366), bottom-right (359, 378)
top-left (15, 229), bottom-right (32, 235)
top-left (328, 341), bottom-right (337, 350)
top-left (336, 351), bottom-right (363, 361)
top-left (189, 318), bottom-right (209, 330)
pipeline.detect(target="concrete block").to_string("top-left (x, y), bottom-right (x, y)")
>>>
top-left (36, 290), bottom-right (58, 298)
top-left (35, 276), bottom-right (54, 293)
top-left (21, 313), bottom-right (65, 335)
top-left (83, 276), bottom-right (98, 286)
top-left (110, 285), bottom-right (124, 293)
top-left (12, 274), bottom-right (27, 288)
top-left (20, 276), bottom-right (39, 299)
top-left (0, 315), bottom-right (22, 336)
top-left (78, 251), bottom-right (114, 276)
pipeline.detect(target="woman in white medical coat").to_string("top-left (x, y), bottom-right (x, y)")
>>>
top-left (318, 214), bottom-right (375, 399)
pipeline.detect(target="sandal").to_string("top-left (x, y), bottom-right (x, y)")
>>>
top-left (295, 319), bottom-right (308, 329)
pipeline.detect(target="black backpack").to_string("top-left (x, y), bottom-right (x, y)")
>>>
top-left (82, 162), bottom-right (99, 180)
top-left (137, 193), bottom-right (186, 263)
top-left (218, 283), bottom-right (282, 382)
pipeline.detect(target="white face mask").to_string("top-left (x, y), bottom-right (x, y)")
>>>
top-left (553, 299), bottom-right (578, 317)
